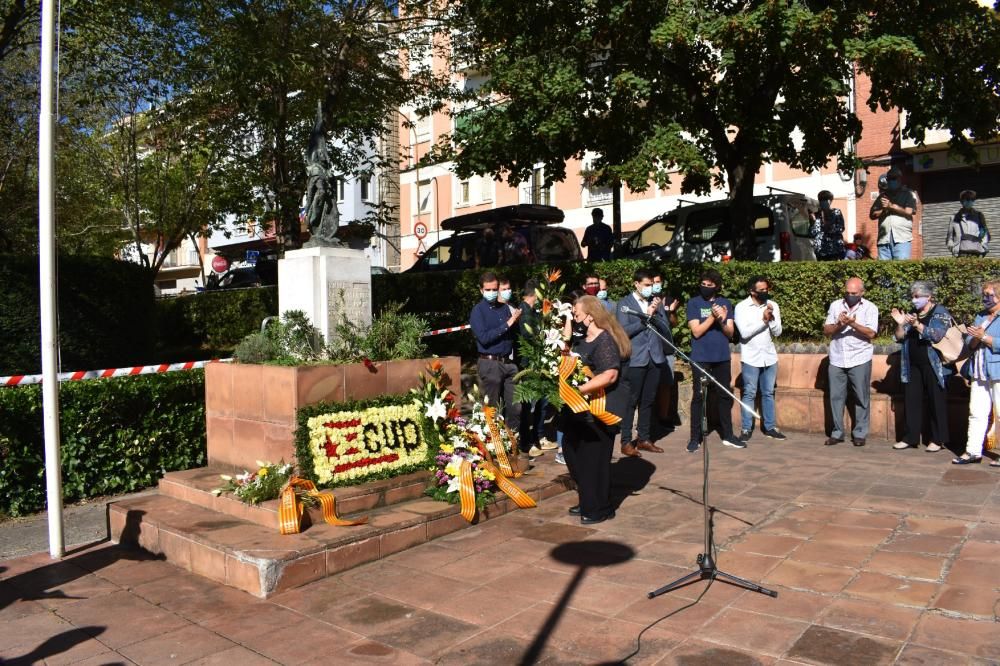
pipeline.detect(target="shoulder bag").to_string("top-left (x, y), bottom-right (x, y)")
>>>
top-left (929, 309), bottom-right (969, 366)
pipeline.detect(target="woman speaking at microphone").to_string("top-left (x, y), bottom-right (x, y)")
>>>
top-left (562, 295), bottom-right (631, 524)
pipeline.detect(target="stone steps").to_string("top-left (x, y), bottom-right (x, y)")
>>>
top-left (109, 459), bottom-right (574, 598)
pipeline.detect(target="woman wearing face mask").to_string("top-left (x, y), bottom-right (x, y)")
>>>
top-left (947, 190), bottom-right (990, 257)
top-left (811, 190), bottom-right (846, 261)
top-left (954, 281), bottom-right (1000, 465)
top-left (562, 295), bottom-right (631, 524)
top-left (890, 281), bottom-right (952, 452)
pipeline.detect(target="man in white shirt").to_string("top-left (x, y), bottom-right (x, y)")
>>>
top-left (823, 277), bottom-right (879, 447)
top-left (734, 276), bottom-right (786, 443)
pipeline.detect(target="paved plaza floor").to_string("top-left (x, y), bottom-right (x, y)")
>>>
top-left (3, 428), bottom-right (1000, 665)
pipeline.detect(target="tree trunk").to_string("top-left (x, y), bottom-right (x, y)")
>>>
top-left (726, 160), bottom-right (761, 260)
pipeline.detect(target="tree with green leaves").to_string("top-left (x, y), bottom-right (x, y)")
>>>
top-left (442, 0), bottom-right (1000, 258)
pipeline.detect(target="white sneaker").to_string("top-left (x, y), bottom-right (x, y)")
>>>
top-left (893, 441), bottom-right (915, 450)
top-left (554, 452), bottom-right (566, 465)
top-left (528, 446), bottom-right (545, 457)
top-left (925, 443), bottom-right (942, 452)
top-left (538, 438), bottom-right (558, 450)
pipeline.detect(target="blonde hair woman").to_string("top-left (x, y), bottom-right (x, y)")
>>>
top-left (561, 295), bottom-right (630, 524)
top-left (955, 279), bottom-right (1000, 464)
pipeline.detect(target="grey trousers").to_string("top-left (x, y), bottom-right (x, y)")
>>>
top-left (477, 358), bottom-right (521, 430)
top-left (828, 361), bottom-right (872, 440)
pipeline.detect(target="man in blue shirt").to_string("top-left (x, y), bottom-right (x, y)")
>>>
top-left (470, 271), bottom-right (522, 430)
top-left (686, 269), bottom-right (740, 452)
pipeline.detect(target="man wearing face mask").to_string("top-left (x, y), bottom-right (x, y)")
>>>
top-left (823, 277), bottom-right (879, 447)
top-left (687, 269), bottom-right (739, 452)
top-left (869, 167), bottom-right (918, 260)
top-left (597, 277), bottom-right (616, 313)
top-left (470, 271), bottom-right (522, 431)
top-left (652, 271), bottom-right (681, 429)
top-left (811, 190), bottom-right (846, 261)
top-left (734, 276), bottom-right (786, 444)
top-left (615, 268), bottom-right (669, 457)
top-left (947, 190), bottom-right (990, 257)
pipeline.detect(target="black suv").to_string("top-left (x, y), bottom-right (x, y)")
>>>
top-left (406, 204), bottom-right (583, 272)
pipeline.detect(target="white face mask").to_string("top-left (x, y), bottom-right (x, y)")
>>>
top-left (483, 289), bottom-right (498, 302)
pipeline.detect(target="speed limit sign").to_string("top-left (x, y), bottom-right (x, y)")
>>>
top-left (414, 221), bottom-right (428, 239)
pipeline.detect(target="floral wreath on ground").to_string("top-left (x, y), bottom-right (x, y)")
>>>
top-left (213, 460), bottom-right (306, 505)
top-left (294, 394), bottom-right (434, 489)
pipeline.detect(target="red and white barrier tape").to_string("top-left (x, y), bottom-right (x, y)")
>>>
top-left (2, 358), bottom-right (232, 387)
top-left (423, 324), bottom-right (471, 337)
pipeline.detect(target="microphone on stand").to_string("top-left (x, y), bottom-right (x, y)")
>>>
top-left (619, 306), bottom-right (652, 322)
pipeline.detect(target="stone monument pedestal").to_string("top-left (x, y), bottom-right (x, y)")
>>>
top-left (278, 246), bottom-right (371, 343)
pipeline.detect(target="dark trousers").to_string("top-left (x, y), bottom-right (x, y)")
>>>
top-left (519, 398), bottom-right (548, 451)
top-left (690, 360), bottom-right (735, 442)
top-left (561, 410), bottom-right (614, 520)
top-left (478, 358), bottom-right (521, 430)
top-left (903, 363), bottom-right (950, 446)
top-left (620, 364), bottom-right (661, 443)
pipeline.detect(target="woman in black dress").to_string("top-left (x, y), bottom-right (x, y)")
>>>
top-left (562, 295), bottom-right (631, 524)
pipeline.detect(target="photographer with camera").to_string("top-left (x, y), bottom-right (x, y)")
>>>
top-left (869, 168), bottom-right (918, 260)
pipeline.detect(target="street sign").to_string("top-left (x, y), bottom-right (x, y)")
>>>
top-left (414, 221), bottom-right (428, 239)
top-left (245, 250), bottom-right (260, 265)
top-left (211, 255), bottom-right (229, 273)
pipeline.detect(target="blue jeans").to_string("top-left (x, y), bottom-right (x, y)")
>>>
top-left (878, 241), bottom-right (911, 260)
top-left (741, 363), bottom-right (777, 432)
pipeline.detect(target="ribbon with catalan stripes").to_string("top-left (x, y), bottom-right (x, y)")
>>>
top-left (987, 401), bottom-right (999, 452)
top-left (455, 433), bottom-right (537, 523)
top-left (278, 477), bottom-right (368, 535)
top-left (482, 405), bottom-right (519, 477)
top-left (558, 355), bottom-right (621, 426)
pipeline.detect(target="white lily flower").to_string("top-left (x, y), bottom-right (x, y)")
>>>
top-left (425, 398), bottom-right (447, 422)
top-left (446, 475), bottom-right (463, 494)
top-left (544, 328), bottom-right (564, 350)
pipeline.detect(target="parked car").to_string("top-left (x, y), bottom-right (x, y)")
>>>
top-left (617, 193), bottom-right (818, 263)
top-left (406, 204), bottom-right (583, 272)
top-left (206, 260), bottom-right (278, 290)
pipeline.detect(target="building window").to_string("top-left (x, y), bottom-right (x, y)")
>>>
top-left (582, 156), bottom-right (612, 206)
top-left (480, 176), bottom-right (494, 202)
top-left (415, 113), bottom-right (431, 140)
top-left (457, 179), bottom-right (471, 205)
top-left (524, 166), bottom-right (551, 206)
top-left (336, 177), bottom-right (345, 202)
top-left (360, 177), bottom-right (371, 202)
top-left (417, 180), bottom-right (433, 215)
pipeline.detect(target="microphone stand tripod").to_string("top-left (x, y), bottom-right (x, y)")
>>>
top-left (623, 308), bottom-right (777, 600)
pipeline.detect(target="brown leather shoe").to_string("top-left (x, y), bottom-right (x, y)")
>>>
top-left (635, 440), bottom-right (664, 453)
top-left (620, 441), bottom-right (642, 458)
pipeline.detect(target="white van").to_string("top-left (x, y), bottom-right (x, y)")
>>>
top-left (617, 193), bottom-right (818, 263)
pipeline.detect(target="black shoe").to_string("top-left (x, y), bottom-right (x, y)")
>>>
top-left (568, 505), bottom-right (581, 516)
top-left (686, 440), bottom-right (701, 453)
top-left (764, 429), bottom-right (787, 441)
top-left (722, 438), bottom-right (747, 449)
top-left (739, 430), bottom-right (752, 442)
top-left (824, 437), bottom-right (844, 446)
top-left (952, 455), bottom-right (982, 465)
top-left (853, 438), bottom-right (866, 447)
top-left (581, 514), bottom-right (609, 525)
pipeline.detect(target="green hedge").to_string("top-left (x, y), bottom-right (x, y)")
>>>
top-left (0, 254), bottom-right (156, 375)
top-left (374, 258), bottom-right (1000, 352)
top-left (0, 371), bottom-right (206, 517)
top-left (155, 286), bottom-right (279, 351)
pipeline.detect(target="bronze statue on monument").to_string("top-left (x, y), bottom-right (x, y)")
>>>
top-left (302, 103), bottom-right (340, 247)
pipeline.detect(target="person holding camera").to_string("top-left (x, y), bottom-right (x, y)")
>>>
top-left (812, 190), bottom-right (846, 261)
top-left (734, 276), bottom-right (786, 443)
top-left (891, 281), bottom-right (952, 453)
top-left (869, 167), bottom-right (918, 260)
top-left (947, 190), bottom-right (990, 257)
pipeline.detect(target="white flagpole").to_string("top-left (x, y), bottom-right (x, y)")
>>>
top-left (38, 0), bottom-right (65, 559)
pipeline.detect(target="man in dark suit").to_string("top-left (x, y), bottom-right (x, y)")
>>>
top-left (615, 267), bottom-right (669, 456)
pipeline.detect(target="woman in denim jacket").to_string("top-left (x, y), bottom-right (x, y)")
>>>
top-left (954, 279), bottom-right (1000, 464)
top-left (891, 281), bottom-right (952, 452)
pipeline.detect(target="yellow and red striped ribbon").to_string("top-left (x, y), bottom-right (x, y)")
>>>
top-left (558, 355), bottom-right (621, 426)
top-left (482, 405), bottom-right (517, 477)
top-left (456, 432), bottom-right (536, 522)
top-left (278, 477), bottom-right (368, 535)
top-left (458, 460), bottom-right (477, 522)
top-left (987, 402), bottom-right (999, 452)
